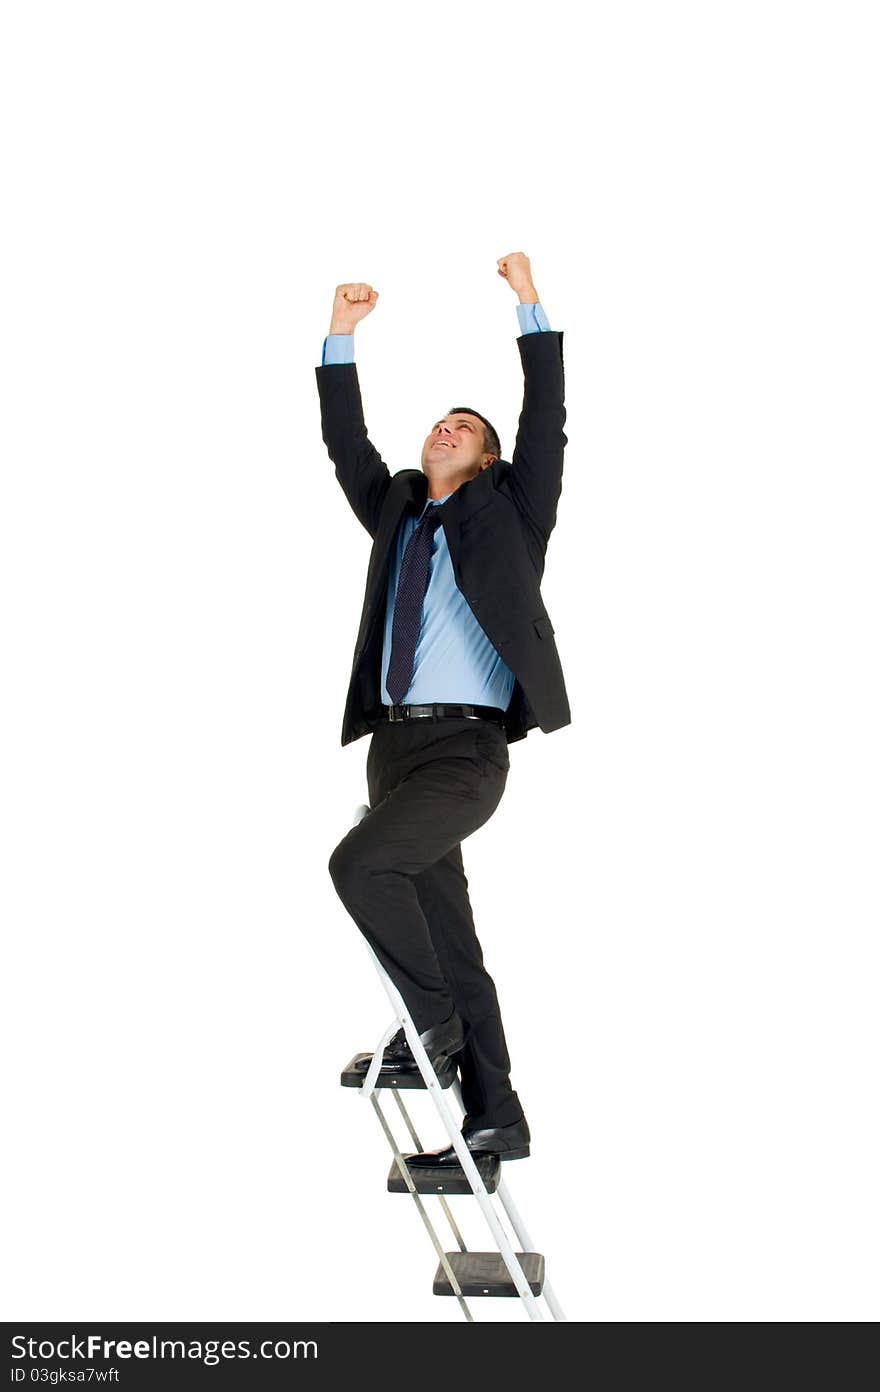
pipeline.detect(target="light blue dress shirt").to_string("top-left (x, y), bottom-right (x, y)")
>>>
top-left (320, 303), bottom-right (553, 710)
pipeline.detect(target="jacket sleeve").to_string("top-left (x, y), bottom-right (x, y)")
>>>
top-left (315, 362), bottom-right (392, 539)
top-left (507, 329), bottom-right (567, 549)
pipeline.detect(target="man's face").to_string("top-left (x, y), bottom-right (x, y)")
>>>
top-left (421, 412), bottom-right (496, 480)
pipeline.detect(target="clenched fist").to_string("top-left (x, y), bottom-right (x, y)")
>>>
top-left (329, 282), bottom-right (379, 335)
top-left (497, 252), bottom-right (538, 303)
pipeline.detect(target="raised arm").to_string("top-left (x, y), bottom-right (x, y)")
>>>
top-left (497, 253), bottom-right (567, 550)
top-left (315, 282), bottom-right (391, 539)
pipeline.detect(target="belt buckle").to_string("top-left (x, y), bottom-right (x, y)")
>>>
top-left (388, 705), bottom-right (406, 722)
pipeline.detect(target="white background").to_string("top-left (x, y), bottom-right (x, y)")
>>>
top-left (2, 1), bottom-right (877, 1323)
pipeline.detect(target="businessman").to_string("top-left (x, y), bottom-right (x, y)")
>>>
top-left (320, 253), bottom-right (569, 1165)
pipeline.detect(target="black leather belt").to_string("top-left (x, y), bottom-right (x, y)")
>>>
top-left (383, 703), bottom-right (506, 728)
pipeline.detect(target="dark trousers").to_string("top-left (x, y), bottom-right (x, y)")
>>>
top-left (328, 714), bottom-right (523, 1130)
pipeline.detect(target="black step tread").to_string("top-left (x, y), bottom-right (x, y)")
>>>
top-left (340, 1052), bottom-right (457, 1090)
top-left (387, 1151), bottom-right (501, 1194)
top-left (433, 1251), bottom-right (545, 1297)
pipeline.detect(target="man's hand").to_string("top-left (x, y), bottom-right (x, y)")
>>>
top-left (329, 282), bottom-right (379, 335)
top-left (497, 252), bottom-right (539, 304)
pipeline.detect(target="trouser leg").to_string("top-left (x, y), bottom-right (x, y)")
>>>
top-left (327, 721), bottom-right (508, 1035)
top-left (413, 845), bottom-right (523, 1128)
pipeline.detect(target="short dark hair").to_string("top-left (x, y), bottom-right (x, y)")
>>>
top-left (447, 406), bottom-right (501, 462)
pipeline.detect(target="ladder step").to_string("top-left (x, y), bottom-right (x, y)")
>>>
top-left (433, 1251), bottom-right (545, 1297)
top-left (387, 1152), bottom-right (501, 1194)
top-left (340, 1053), bottom-right (457, 1090)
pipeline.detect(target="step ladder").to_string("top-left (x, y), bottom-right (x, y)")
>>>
top-left (340, 803), bottom-right (567, 1322)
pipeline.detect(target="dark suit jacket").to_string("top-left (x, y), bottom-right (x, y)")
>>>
top-left (315, 329), bottom-right (571, 746)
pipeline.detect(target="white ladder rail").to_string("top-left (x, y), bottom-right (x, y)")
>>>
top-left (449, 1076), bottom-right (567, 1322)
top-left (390, 1089), bottom-right (470, 1256)
top-left (368, 1089), bottom-right (474, 1321)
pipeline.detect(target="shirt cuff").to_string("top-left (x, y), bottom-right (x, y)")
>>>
top-left (321, 334), bottom-right (355, 366)
top-left (516, 301), bottom-right (551, 334)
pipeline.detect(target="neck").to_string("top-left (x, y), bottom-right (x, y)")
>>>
top-left (425, 468), bottom-right (479, 501)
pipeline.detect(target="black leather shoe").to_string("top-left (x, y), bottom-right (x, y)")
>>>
top-left (419, 1010), bottom-right (465, 1068)
top-left (351, 1026), bottom-right (414, 1074)
top-left (352, 1010), bottom-right (465, 1075)
top-left (406, 1114), bottom-right (531, 1167)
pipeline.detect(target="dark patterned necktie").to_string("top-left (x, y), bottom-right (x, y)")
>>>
top-left (386, 504), bottom-right (445, 704)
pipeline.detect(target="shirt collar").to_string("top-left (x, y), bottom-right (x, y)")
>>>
top-left (423, 491), bottom-right (453, 512)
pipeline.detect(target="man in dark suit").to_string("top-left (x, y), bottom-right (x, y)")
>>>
top-left (320, 253), bottom-right (569, 1165)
